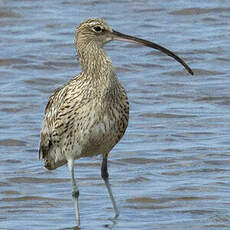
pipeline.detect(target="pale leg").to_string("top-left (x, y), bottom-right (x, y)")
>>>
top-left (101, 156), bottom-right (119, 218)
top-left (67, 159), bottom-right (80, 226)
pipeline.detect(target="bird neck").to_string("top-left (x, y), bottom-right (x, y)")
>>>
top-left (77, 41), bottom-right (114, 79)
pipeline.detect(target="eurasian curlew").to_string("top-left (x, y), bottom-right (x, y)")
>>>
top-left (39, 18), bottom-right (193, 226)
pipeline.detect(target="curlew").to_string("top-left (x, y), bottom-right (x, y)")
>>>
top-left (39, 18), bottom-right (193, 226)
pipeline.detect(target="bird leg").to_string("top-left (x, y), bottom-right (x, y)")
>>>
top-left (67, 159), bottom-right (80, 226)
top-left (101, 155), bottom-right (119, 218)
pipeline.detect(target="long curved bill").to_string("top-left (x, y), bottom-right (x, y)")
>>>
top-left (111, 30), bottom-right (194, 75)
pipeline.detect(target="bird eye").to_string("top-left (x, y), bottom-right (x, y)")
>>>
top-left (93, 26), bottom-right (102, 32)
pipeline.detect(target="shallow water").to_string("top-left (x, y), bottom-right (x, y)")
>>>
top-left (1, 0), bottom-right (230, 229)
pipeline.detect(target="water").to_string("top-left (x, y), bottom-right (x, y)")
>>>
top-left (1, 0), bottom-right (230, 229)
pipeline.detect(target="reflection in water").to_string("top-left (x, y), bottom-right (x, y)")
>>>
top-left (59, 226), bottom-right (81, 230)
top-left (103, 218), bottom-right (118, 229)
top-left (1, 0), bottom-right (230, 229)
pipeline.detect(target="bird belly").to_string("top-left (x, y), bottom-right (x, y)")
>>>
top-left (76, 110), bottom-right (127, 158)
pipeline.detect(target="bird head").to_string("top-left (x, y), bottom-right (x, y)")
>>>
top-left (76, 18), bottom-right (113, 48)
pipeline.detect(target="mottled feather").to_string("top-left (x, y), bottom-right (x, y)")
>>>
top-left (39, 61), bottom-right (129, 170)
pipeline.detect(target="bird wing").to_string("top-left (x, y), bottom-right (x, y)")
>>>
top-left (39, 77), bottom-right (79, 161)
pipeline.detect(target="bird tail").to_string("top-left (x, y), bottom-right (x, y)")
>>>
top-left (39, 141), bottom-right (67, 170)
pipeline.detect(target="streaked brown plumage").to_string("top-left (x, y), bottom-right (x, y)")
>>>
top-left (39, 18), bottom-right (193, 226)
